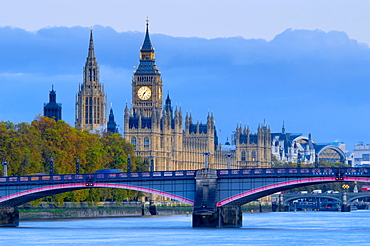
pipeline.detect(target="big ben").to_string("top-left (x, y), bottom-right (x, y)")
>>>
top-left (124, 21), bottom-right (271, 172)
top-left (131, 20), bottom-right (163, 118)
top-left (124, 20), bottom-right (167, 170)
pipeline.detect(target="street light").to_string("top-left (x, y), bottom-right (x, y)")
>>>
top-left (127, 154), bottom-right (131, 173)
top-left (150, 156), bottom-right (154, 172)
top-left (342, 184), bottom-right (350, 190)
top-left (49, 157), bottom-right (54, 175)
top-left (75, 158), bottom-right (80, 174)
top-left (2, 162), bottom-right (9, 177)
top-left (225, 154), bottom-right (232, 169)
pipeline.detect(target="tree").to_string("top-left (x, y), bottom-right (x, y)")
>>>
top-left (0, 117), bottom-right (145, 204)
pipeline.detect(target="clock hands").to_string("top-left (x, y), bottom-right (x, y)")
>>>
top-left (138, 86), bottom-right (151, 100)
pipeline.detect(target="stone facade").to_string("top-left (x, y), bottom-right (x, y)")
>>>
top-left (124, 22), bottom-right (271, 171)
top-left (271, 124), bottom-right (347, 165)
top-left (75, 29), bottom-right (107, 131)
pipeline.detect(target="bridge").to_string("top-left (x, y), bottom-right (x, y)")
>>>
top-left (0, 167), bottom-right (369, 227)
top-left (280, 192), bottom-right (370, 211)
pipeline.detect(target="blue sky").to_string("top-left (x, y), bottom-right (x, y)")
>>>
top-left (1, 1), bottom-right (370, 152)
top-left (2, 1), bottom-right (370, 44)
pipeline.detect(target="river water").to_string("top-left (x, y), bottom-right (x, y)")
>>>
top-left (2, 211), bottom-right (370, 245)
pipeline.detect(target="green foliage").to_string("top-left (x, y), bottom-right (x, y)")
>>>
top-left (0, 117), bottom-right (145, 204)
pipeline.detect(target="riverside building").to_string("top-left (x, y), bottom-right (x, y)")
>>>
top-left (123, 21), bottom-right (271, 171)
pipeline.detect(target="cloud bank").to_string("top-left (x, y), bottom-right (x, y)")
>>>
top-left (0, 25), bottom-right (369, 151)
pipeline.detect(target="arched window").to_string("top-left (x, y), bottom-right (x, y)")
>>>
top-left (144, 137), bottom-right (150, 148)
top-left (241, 151), bottom-right (246, 161)
top-left (251, 151), bottom-right (256, 161)
top-left (131, 137), bottom-right (136, 146)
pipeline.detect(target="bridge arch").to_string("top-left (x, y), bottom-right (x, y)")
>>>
top-left (0, 183), bottom-right (195, 207)
top-left (217, 177), bottom-right (370, 207)
top-left (347, 193), bottom-right (370, 203)
top-left (283, 195), bottom-right (342, 205)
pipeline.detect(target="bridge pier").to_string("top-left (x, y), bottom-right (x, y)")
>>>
top-left (149, 200), bottom-right (157, 215)
top-left (341, 192), bottom-right (351, 212)
top-left (192, 168), bottom-right (242, 228)
top-left (0, 207), bottom-right (19, 227)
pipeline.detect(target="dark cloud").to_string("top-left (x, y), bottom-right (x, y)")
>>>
top-left (0, 26), bottom-right (369, 151)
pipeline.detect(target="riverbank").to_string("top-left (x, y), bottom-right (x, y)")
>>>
top-left (19, 202), bottom-right (272, 220)
top-left (19, 202), bottom-right (193, 220)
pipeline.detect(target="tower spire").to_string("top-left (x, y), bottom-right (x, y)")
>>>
top-left (141, 18), bottom-right (154, 52)
top-left (75, 28), bottom-right (107, 131)
top-left (107, 107), bottom-right (118, 134)
top-left (88, 27), bottom-right (95, 59)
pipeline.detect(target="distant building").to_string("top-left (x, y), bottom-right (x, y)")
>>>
top-left (43, 86), bottom-right (62, 121)
top-left (107, 108), bottom-right (118, 134)
top-left (123, 21), bottom-right (271, 171)
top-left (271, 124), bottom-right (347, 165)
top-left (352, 142), bottom-right (370, 167)
top-left (75, 29), bottom-right (107, 131)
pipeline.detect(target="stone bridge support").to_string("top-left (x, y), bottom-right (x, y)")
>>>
top-left (341, 192), bottom-right (351, 212)
top-left (0, 207), bottom-right (19, 227)
top-left (192, 169), bottom-right (242, 228)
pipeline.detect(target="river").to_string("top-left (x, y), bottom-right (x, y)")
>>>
top-left (2, 211), bottom-right (370, 245)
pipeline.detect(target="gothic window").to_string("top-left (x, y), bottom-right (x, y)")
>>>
top-left (131, 137), bottom-right (136, 146)
top-left (241, 151), bottom-right (246, 161)
top-left (89, 97), bottom-right (93, 124)
top-left (144, 137), bottom-right (149, 148)
top-left (252, 151), bottom-right (256, 161)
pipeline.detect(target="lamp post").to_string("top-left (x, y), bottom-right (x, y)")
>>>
top-left (75, 158), bottom-right (80, 174)
top-left (127, 154), bottom-right (131, 173)
top-left (150, 156), bottom-right (154, 172)
top-left (297, 153), bottom-right (301, 168)
top-left (202, 152), bottom-right (210, 169)
top-left (49, 157), bottom-right (54, 175)
top-left (225, 154), bottom-right (232, 169)
top-left (2, 162), bottom-right (9, 177)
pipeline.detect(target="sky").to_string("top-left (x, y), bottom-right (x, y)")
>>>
top-left (2, 1), bottom-right (370, 44)
top-left (1, 1), bottom-right (370, 152)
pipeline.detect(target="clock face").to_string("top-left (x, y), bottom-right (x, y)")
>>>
top-left (158, 87), bottom-right (162, 100)
top-left (137, 86), bottom-right (151, 100)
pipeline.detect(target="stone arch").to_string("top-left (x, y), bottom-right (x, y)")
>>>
top-left (283, 195), bottom-right (342, 205)
top-left (131, 137), bottom-right (136, 146)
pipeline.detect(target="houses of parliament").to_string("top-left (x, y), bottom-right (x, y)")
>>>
top-left (44, 22), bottom-right (272, 171)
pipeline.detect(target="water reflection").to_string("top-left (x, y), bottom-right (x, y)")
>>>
top-left (2, 211), bottom-right (370, 245)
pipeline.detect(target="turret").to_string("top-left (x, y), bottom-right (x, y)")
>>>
top-left (107, 107), bottom-right (118, 133)
top-left (49, 86), bottom-right (56, 103)
top-left (44, 85), bottom-right (62, 121)
top-left (185, 113), bottom-right (190, 133)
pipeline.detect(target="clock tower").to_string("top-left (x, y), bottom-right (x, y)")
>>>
top-left (124, 20), bottom-right (168, 170)
top-left (131, 20), bottom-right (163, 117)
top-left (124, 21), bottom-right (270, 172)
